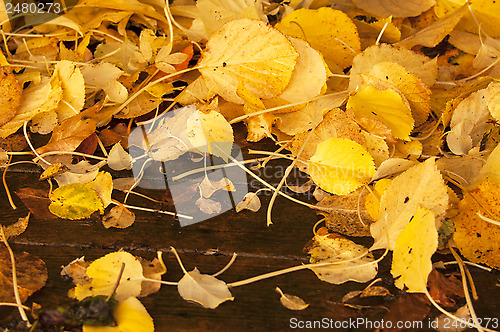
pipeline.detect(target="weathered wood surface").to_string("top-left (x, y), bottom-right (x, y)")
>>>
top-left (1, 147), bottom-right (500, 331)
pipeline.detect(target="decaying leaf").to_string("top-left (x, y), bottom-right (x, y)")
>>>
top-left (275, 287), bottom-right (309, 310)
top-left (102, 205), bottom-right (136, 229)
top-left (305, 227), bottom-right (378, 284)
top-left (235, 192), bottom-right (261, 212)
top-left (453, 180), bottom-right (500, 269)
top-left (49, 183), bottom-right (104, 220)
top-left (0, 247), bottom-right (48, 303)
top-left (391, 206), bottom-right (438, 293)
top-left (177, 267), bottom-right (234, 309)
top-left (0, 67), bottom-right (22, 127)
top-left (308, 137), bottom-right (376, 195)
top-left (107, 143), bottom-right (132, 171)
top-left (0, 214), bottom-right (30, 241)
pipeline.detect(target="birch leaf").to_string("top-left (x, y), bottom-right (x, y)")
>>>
top-left (177, 267), bottom-right (234, 309)
top-left (308, 138), bottom-right (375, 195)
top-left (370, 158), bottom-right (448, 250)
top-left (352, 0), bottom-right (435, 17)
top-left (102, 205), bottom-right (135, 229)
top-left (305, 228), bottom-right (378, 284)
top-left (0, 67), bottom-right (22, 127)
top-left (108, 143), bottom-right (132, 171)
top-left (53, 60), bottom-right (86, 121)
top-left (72, 252), bottom-right (144, 302)
top-left (1, 214), bottom-right (30, 241)
top-left (275, 7), bottom-right (360, 71)
top-left (236, 192), bottom-right (261, 212)
top-left (83, 297), bottom-right (154, 332)
top-left (88, 171), bottom-right (113, 209)
top-left (198, 18), bottom-right (298, 104)
top-left (49, 183), bottom-right (104, 220)
top-left (391, 206), bottom-right (438, 293)
top-left (275, 287), bottom-right (309, 311)
top-left (347, 86), bottom-right (414, 140)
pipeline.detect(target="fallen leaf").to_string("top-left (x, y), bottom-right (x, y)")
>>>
top-left (138, 256), bottom-right (167, 298)
top-left (53, 60), bottom-right (86, 121)
top-left (198, 18), bottom-right (298, 104)
top-left (453, 180), bottom-right (500, 269)
top-left (275, 287), bottom-right (309, 310)
top-left (305, 228), bottom-right (378, 284)
top-left (370, 158), bottom-right (448, 250)
top-left (347, 85), bottom-right (414, 140)
top-left (308, 137), bottom-right (376, 195)
top-left (61, 256), bottom-right (91, 285)
top-left (391, 206), bottom-right (438, 293)
top-left (71, 252), bottom-right (144, 302)
top-left (0, 67), bottom-right (22, 127)
top-left (177, 267), bottom-right (234, 309)
top-left (102, 205), bottom-right (135, 229)
top-left (235, 192), bottom-right (261, 212)
top-left (83, 297), bottom-right (154, 332)
top-left (15, 188), bottom-right (54, 219)
top-left (379, 293), bottom-right (430, 332)
top-left (427, 269), bottom-right (464, 307)
top-left (196, 196), bottom-right (222, 215)
top-left (275, 7), bottom-right (360, 71)
top-left (352, 0), bottom-right (435, 17)
top-left (49, 183), bottom-right (104, 220)
top-left (1, 214), bottom-right (30, 241)
top-left (39, 162), bottom-right (69, 181)
top-left (88, 171), bottom-right (113, 208)
top-left (0, 247), bottom-right (48, 303)
top-left (107, 143), bottom-right (132, 171)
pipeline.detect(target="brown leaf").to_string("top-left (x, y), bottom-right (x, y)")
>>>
top-left (138, 256), bottom-right (167, 297)
top-left (378, 293), bottom-right (430, 332)
top-left (0, 67), bottom-right (22, 127)
top-left (36, 105), bottom-right (100, 155)
top-left (0, 247), bottom-right (48, 303)
top-left (102, 205), bottom-right (135, 229)
top-left (1, 214), bottom-right (30, 241)
top-left (75, 132), bottom-right (98, 157)
top-left (427, 269), bottom-right (464, 307)
top-left (15, 188), bottom-right (54, 219)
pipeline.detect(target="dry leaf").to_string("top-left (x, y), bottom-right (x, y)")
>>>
top-left (107, 143), bottom-right (132, 171)
top-left (235, 192), bottom-right (261, 212)
top-left (308, 137), bottom-right (375, 195)
top-left (275, 287), bottom-right (309, 310)
top-left (177, 267), bottom-right (234, 309)
top-left (198, 18), bottom-right (298, 104)
top-left (370, 158), bottom-right (448, 250)
top-left (102, 205), bottom-right (136, 229)
top-left (352, 0), bottom-right (435, 17)
top-left (0, 67), bottom-right (22, 127)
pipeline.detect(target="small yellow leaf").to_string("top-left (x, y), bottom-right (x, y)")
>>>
top-left (364, 179), bottom-right (392, 220)
top-left (198, 18), bottom-right (298, 104)
top-left (88, 171), bottom-right (113, 209)
top-left (276, 7), bottom-right (360, 71)
top-left (49, 183), bottom-right (104, 220)
top-left (102, 205), bottom-right (135, 229)
top-left (236, 192), bottom-right (261, 212)
top-left (39, 162), bottom-right (69, 181)
top-left (83, 297), bottom-right (154, 332)
top-left (308, 137), bottom-right (376, 195)
top-left (391, 206), bottom-right (438, 293)
top-left (347, 85), bottom-right (414, 140)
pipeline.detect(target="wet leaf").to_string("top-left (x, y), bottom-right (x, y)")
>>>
top-left (49, 183), bottom-right (104, 220)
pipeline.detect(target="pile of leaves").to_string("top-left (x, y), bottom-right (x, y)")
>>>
top-left (1, 0), bottom-right (500, 330)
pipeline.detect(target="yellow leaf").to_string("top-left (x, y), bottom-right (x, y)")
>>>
top-left (186, 109), bottom-right (234, 161)
top-left (72, 252), bottom-right (144, 301)
top-left (364, 179), bottom-right (392, 220)
top-left (88, 171), bottom-right (113, 208)
top-left (391, 206), bottom-right (438, 293)
top-left (370, 158), bottom-right (448, 250)
top-left (349, 44), bottom-right (438, 91)
top-left (53, 60), bottom-right (85, 121)
top-left (308, 137), bottom-right (376, 195)
top-left (397, 5), bottom-right (467, 49)
top-left (347, 86), bottom-right (414, 140)
top-left (0, 67), bottom-right (22, 127)
top-left (435, 0), bottom-right (500, 38)
top-left (352, 0), bottom-right (435, 17)
top-left (83, 297), bottom-right (154, 332)
top-left (275, 7), bottom-right (360, 71)
top-left (478, 143), bottom-right (500, 185)
top-left (361, 61), bottom-right (431, 126)
top-left (453, 180), bottom-right (500, 269)
top-left (275, 287), bottom-right (309, 311)
top-left (305, 228), bottom-right (378, 284)
top-left (102, 205), bottom-right (135, 229)
top-left (49, 183), bottom-right (104, 220)
top-left (198, 18), bottom-right (298, 104)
